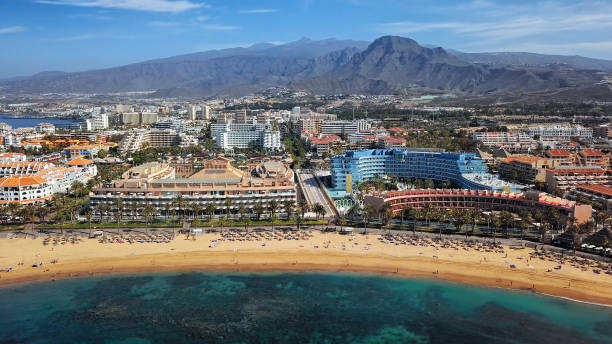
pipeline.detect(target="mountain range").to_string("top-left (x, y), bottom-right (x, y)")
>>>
top-left (1, 36), bottom-right (611, 99)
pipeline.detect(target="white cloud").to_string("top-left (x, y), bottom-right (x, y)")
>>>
top-left (195, 15), bottom-right (210, 21)
top-left (202, 24), bottom-right (239, 31)
top-left (36, 0), bottom-right (206, 13)
top-left (0, 26), bottom-right (26, 34)
top-left (377, 1), bottom-right (612, 56)
top-left (149, 21), bottom-right (180, 27)
top-left (56, 33), bottom-right (98, 41)
top-left (239, 9), bottom-right (278, 14)
top-left (492, 41), bottom-right (612, 57)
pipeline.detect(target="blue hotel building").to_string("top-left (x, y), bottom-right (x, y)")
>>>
top-left (331, 149), bottom-right (520, 192)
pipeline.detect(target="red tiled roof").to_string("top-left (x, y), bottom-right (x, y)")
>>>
top-left (578, 184), bottom-right (612, 197)
top-left (547, 149), bottom-right (570, 157)
top-left (580, 149), bottom-right (604, 157)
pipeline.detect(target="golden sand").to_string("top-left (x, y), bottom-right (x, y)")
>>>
top-left (0, 232), bottom-right (610, 305)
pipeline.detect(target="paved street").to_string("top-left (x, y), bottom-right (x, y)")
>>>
top-left (298, 172), bottom-right (336, 218)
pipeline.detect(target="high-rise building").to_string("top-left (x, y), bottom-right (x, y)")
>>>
top-left (188, 105), bottom-right (197, 121)
top-left (331, 149), bottom-right (521, 192)
top-left (91, 113), bottom-right (109, 130)
top-left (236, 108), bottom-right (248, 123)
top-left (201, 105), bottom-right (211, 120)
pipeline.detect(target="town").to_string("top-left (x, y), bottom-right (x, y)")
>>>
top-left (0, 92), bottom-right (609, 258)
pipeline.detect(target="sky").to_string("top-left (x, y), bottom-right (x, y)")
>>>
top-left (1, 0), bottom-right (612, 78)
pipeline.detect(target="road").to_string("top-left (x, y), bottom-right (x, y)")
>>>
top-left (298, 172), bottom-right (336, 218)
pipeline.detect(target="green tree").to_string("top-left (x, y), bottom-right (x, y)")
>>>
top-left (313, 203), bottom-right (326, 220)
top-left (518, 210), bottom-right (533, 244)
top-left (283, 200), bottom-right (295, 220)
top-left (254, 203), bottom-right (264, 221)
top-left (224, 199), bottom-right (233, 220)
top-left (268, 200), bottom-right (279, 220)
top-left (205, 203), bottom-right (216, 222)
top-left (172, 194), bottom-right (187, 221)
top-left (499, 211), bottom-right (514, 237)
top-left (143, 204), bottom-right (157, 226)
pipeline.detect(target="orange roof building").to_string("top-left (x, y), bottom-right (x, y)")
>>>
top-left (0, 175), bottom-right (52, 205)
top-left (67, 157), bottom-right (93, 166)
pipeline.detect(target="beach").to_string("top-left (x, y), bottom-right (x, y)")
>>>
top-left (1, 231), bottom-right (611, 305)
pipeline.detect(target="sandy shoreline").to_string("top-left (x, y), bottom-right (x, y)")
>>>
top-left (1, 232), bottom-right (611, 305)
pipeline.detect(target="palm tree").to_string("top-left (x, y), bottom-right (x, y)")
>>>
top-left (283, 200), bottom-right (294, 220)
top-left (518, 210), bottom-right (533, 244)
top-left (205, 203), bottom-right (216, 222)
top-left (85, 209), bottom-right (93, 235)
top-left (298, 199), bottom-right (309, 217)
top-left (466, 209), bottom-right (481, 239)
top-left (7, 202), bottom-right (21, 223)
top-left (52, 211), bottom-right (67, 234)
top-left (238, 205), bottom-right (246, 223)
top-left (539, 222), bottom-right (551, 243)
top-left (254, 203), bottom-right (264, 221)
top-left (114, 198), bottom-right (123, 229)
top-left (313, 203), bottom-right (325, 220)
top-left (130, 202), bottom-right (140, 221)
top-left (296, 214), bottom-right (304, 231)
top-left (338, 216), bottom-right (347, 232)
top-left (499, 211), bottom-right (514, 237)
top-left (491, 213), bottom-right (502, 243)
top-left (381, 203), bottom-right (392, 232)
top-left (362, 204), bottom-right (375, 234)
top-left (224, 199), bottom-right (233, 220)
top-left (190, 203), bottom-right (202, 221)
top-left (268, 200), bottom-right (279, 220)
top-left (142, 204), bottom-right (157, 226)
top-left (164, 203), bottom-right (171, 221)
top-left (172, 194), bottom-right (187, 221)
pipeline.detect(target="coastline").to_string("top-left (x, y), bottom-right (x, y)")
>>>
top-left (1, 233), bottom-right (611, 306)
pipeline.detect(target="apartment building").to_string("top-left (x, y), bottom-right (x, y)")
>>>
top-left (119, 129), bottom-right (198, 153)
top-left (545, 166), bottom-right (612, 192)
top-left (526, 125), bottom-right (593, 141)
top-left (472, 132), bottom-right (537, 151)
top-left (90, 157), bottom-right (297, 219)
top-left (498, 155), bottom-right (552, 183)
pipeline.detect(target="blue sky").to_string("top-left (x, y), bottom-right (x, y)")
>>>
top-left (1, 0), bottom-right (612, 78)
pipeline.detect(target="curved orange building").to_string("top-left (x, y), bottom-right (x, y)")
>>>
top-left (364, 189), bottom-right (592, 225)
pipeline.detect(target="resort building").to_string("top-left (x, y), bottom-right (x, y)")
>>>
top-left (567, 184), bottom-right (612, 211)
top-left (119, 129), bottom-right (198, 153)
top-left (0, 175), bottom-right (53, 205)
top-left (525, 125), bottom-right (593, 142)
top-left (320, 120), bottom-right (370, 138)
top-left (0, 161), bottom-right (54, 177)
top-left (0, 152), bottom-right (27, 163)
top-left (545, 149), bottom-right (573, 166)
top-left (306, 135), bottom-right (342, 155)
top-left (472, 132), bottom-right (537, 152)
top-left (90, 157), bottom-right (297, 219)
top-left (331, 149), bottom-right (521, 193)
top-left (577, 149), bottom-right (608, 168)
top-left (545, 166), bottom-right (612, 192)
top-left (498, 155), bottom-right (552, 183)
top-left (35, 122), bottom-right (56, 134)
top-left (364, 189), bottom-right (592, 225)
top-left (213, 122), bottom-right (281, 150)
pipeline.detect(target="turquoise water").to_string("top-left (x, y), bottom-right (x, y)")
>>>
top-left (0, 273), bottom-right (610, 343)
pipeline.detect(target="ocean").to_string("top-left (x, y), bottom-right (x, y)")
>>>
top-left (0, 114), bottom-right (79, 129)
top-left (0, 272), bottom-right (610, 343)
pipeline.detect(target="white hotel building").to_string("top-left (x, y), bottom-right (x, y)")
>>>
top-left (212, 121), bottom-right (281, 150)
